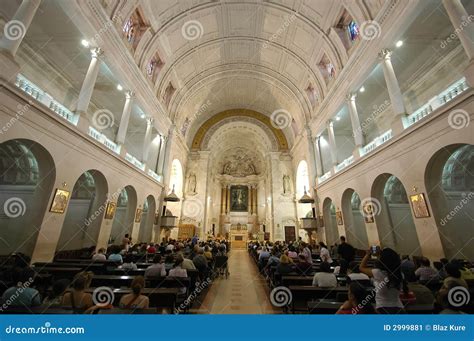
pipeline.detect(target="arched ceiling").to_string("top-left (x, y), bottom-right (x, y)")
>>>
top-left (111, 0), bottom-right (375, 147)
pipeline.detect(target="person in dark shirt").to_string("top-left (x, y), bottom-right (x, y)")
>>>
top-left (337, 236), bottom-right (355, 263)
top-left (295, 254), bottom-right (312, 275)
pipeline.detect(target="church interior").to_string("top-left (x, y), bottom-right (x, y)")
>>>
top-left (0, 0), bottom-right (473, 315)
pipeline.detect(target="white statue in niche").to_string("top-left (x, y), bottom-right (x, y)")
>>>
top-left (187, 172), bottom-right (197, 194)
top-left (282, 174), bottom-right (291, 195)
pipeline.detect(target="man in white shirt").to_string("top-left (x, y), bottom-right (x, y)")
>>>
top-left (312, 262), bottom-right (337, 287)
top-left (145, 255), bottom-right (166, 278)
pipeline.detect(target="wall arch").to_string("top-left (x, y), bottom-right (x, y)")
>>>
top-left (137, 194), bottom-right (156, 243)
top-left (341, 188), bottom-right (369, 249)
top-left (110, 185), bottom-right (138, 244)
top-left (322, 197), bottom-right (339, 246)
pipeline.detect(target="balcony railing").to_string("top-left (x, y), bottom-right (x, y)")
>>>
top-left (88, 126), bottom-right (120, 154)
top-left (318, 171), bottom-right (331, 184)
top-left (148, 169), bottom-right (162, 182)
top-left (406, 78), bottom-right (469, 128)
top-left (125, 153), bottom-right (145, 171)
top-left (335, 155), bottom-right (354, 173)
top-left (361, 129), bottom-right (393, 157)
top-left (15, 74), bottom-right (78, 125)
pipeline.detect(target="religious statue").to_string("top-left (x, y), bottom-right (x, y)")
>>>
top-left (187, 172), bottom-right (197, 194)
top-left (283, 174), bottom-right (291, 194)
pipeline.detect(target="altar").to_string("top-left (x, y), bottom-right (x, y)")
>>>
top-left (229, 223), bottom-right (248, 249)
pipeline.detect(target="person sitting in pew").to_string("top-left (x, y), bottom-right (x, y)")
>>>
top-left (436, 279), bottom-right (468, 314)
top-left (295, 254), bottom-right (312, 276)
top-left (414, 257), bottom-right (438, 281)
top-left (318, 242), bottom-right (332, 264)
top-left (147, 243), bottom-right (157, 254)
top-left (347, 262), bottom-right (370, 282)
top-left (92, 248), bottom-right (107, 262)
top-left (275, 255), bottom-right (294, 275)
top-left (169, 255), bottom-right (188, 295)
top-left (119, 276), bottom-right (149, 310)
top-left (164, 255), bottom-right (175, 272)
top-left (267, 249), bottom-right (281, 268)
top-left (62, 271), bottom-right (94, 312)
top-left (333, 260), bottom-right (348, 275)
top-left (300, 243), bottom-right (313, 264)
top-left (179, 253), bottom-right (197, 270)
top-left (2, 268), bottom-right (41, 308)
top-left (108, 246), bottom-right (123, 264)
top-left (336, 282), bottom-right (375, 314)
top-left (359, 248), bottom-right (405, 314)
top-left (121, 255), bottom-right (138, 271)
top-left (145, 255), bottom-right (167, 278)
top-left (443, 262), bottom-right (468, 289)
top-left (401, 255), bottom-right (416, 281)
top-left (43, 279), bottom-right (70, 306)
top-left (312, 261), bottom-right (337, 288)
top-left (287, 245), bottom-right (298, 259)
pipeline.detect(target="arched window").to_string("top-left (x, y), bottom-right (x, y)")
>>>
top-left (296, 160), bottom-right (309, 197)
top-left (170, 159), bottom-right (184, 197)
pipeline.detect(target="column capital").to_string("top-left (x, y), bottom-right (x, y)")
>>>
top-left (378, 48), bottom-right (393, 60)
top-left (125, 90), bottom-right (135, 99)
top-left (90, 47), bottom-right (103, 58)
top-left (346, 92), bottom-right (357, 102)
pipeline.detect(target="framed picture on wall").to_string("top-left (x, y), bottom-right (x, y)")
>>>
top-left (362, 202), bottom-right (375, 223)
top-left (410, 193), bottom-right (430, 218)
top-left (135, 208), bottom-right (143, 223)
top-left (49, 189), bottom-right (71, 214)
top-left (104, 202), bottom-right (116, 220)
top-left (336, 211), bottom-right (344, 225)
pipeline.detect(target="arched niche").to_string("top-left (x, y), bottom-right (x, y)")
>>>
top-left (322, 197), bottom-right (339, 246)
top-left (0, 139), bottom-right (56, 257)
top-left (341, 189), bottom-right (369, 250)
top-left (110, 185), bottom-right (137, 244)
top-left (138, 195), bottom-right (156, 243)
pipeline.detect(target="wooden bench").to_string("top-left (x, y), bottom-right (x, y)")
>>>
top-left (289, 285), bottom-right (350, 313)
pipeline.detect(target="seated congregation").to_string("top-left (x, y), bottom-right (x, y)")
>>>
top-left (0, 237), bottom-right (230, 314)
top-left (249, 236), bottom-right (474, 314)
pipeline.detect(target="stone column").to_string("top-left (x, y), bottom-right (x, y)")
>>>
top-left (253, 186), bottom-right (258, 215)
top-left (156, 135), bottom-right (166, 176)
top-left (220, 185), bottom-right (225, 215)
top-left (161, 126), bottom-right (175, 187)
top-left (116, 90), bottom-right (134, 146)
top-left (314, 136), bottom-right (323, 177)
top-left (226, 185), bottom-right (231, 214)
top-left (346, 92), bottom-right (364, 158)
top-left (76, 47), bottom-right (103, 129)
top-left (326, 120), bottom-right (338, 171)
top-left (379, 49), bottom-right (406, 134)
top-left (0, 0), bottom-right (42, 56)
top-left (249, 185), bottom-right (253, 214)
top-left (142, 117), bottom-right (154, 163)
top-left (305, 125), bottom-right (317, 189)
top-left (442, 0), bottom-right (474, 86)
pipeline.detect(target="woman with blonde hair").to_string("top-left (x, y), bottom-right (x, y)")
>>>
top-left (61, 271), bottom-right (94, 312)
top-left (119, 276), bottom-right (149, 309)
top-left (276, 254), bottom-right (295, 275)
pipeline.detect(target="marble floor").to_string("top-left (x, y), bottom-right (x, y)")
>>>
top-left (196, 249), bottom-right (279, 314)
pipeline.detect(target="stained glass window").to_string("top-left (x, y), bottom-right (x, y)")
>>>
top-left (348, 21), bottom-right (359, 41)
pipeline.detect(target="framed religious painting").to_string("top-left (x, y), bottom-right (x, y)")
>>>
top-left (230, 185), bottom-right (249, 212)
top-left (104, 202), bottom-right (116, 220)
top-left (410, 193), bottom-right (430, 218)
top-left (49, 189), bottom-right (71, 214)
top-left (336, 211), bottom-right (344, 225)
top-left (362, 202), bottom-right (375, 223)
top-left (134, 208), bottom-right (143, 223)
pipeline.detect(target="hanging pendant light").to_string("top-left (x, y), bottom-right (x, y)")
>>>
top-left (298, 186), bottom-right (314, 204)
top-left (164, 184), bottom-right (180, 202)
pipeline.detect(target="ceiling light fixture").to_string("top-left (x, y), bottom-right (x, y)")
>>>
top-left (396, 40), bottom-right (403, 48)
top-left (335, 116), bottom-right (341, 121)
top-left (359, 86), bottom-right (365, 93)
top-left (81, 39), bottom-right (90, 47)
top-left (117, 84), bottom-right (123, 91)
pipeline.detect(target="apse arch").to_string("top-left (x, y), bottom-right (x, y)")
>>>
top-left (57, 169), bottom-right (108, 251)
top-left (371, 173), bottom-right (421, 256)
top-left (425, 144), bottom-right (474, 260)
top-left (0, 139), bottom-right (56, 257)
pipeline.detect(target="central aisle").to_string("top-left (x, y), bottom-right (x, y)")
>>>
top-left (197, 249), bottom-right (279, 314)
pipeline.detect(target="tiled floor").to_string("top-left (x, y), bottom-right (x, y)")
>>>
top-left (196, 249), bottom-right (280, 314)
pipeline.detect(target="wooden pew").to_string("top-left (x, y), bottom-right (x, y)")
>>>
top-left (289, 285), bottom-right (349, 313)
